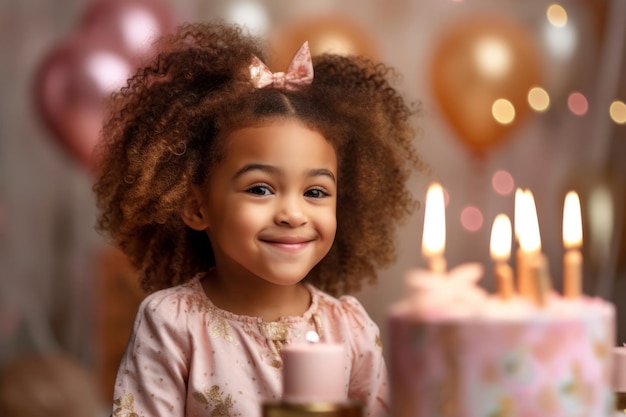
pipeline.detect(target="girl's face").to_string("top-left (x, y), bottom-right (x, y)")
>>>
top-left (191, 118), bottom-right (338, 287)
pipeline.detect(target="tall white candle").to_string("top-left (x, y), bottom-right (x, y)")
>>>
top-left (421, 182), bottom-right (447, 273)
top-left (563, 191), bottom-right (583, 298)
top-left (281, 331), bottom-right (347, 404)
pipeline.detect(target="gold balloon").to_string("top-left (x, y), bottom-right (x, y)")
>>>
top-left (430, 16), bottom-right (543, 153)
top-left (270, 16), bottom-right (377, 70)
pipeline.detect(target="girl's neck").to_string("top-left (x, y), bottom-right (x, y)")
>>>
top-left (200, 268), bottom-right (311, 322)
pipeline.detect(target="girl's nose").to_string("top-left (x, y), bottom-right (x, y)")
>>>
top-left (274, 195), bottom-right (307, 227)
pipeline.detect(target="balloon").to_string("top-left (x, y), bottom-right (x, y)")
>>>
top-left (79, 0), bottom-right (176, 64)
top-left (430, 16), bottom-right (542, 154)
top-left (34, 35), bottom-right (132, 171)
top-left (270, 15), bottom-right (377, 70)
top-left (33, 0), bottom-right (177, 172)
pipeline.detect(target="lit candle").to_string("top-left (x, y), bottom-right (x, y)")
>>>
top-left (563, 191), bottom-right (583, 298)
top-left (421, 182), bottom-right (447, 273)
top-left (515, 190), bottom-right (534, 298)
top-left (281, 331), bottom-right (347, 404)
top-left (517, 190), bottom-right (550, 305)
top-left (490, 214), bottom-right (514, 300)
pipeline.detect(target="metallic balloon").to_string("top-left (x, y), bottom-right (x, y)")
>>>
top-left (430, 15), bottom-right (543, 154)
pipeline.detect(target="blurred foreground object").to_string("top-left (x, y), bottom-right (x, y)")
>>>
top-left (33, 0), bottom-right (176, 172)
top-left (0, 353), bottom-right (101, 417)
top-left (430, 15), bottom-right (542, 154)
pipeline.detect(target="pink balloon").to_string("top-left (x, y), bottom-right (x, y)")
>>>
top-left (33, 0), bottom-right (177, 171)
top-left (34, 35), bottom-right (132, 171)
top-left (79, 0), bottom-right (177, 65)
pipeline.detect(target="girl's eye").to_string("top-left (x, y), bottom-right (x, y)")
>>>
top-left (305, 188), bottom-right (330, 199)
top-left (246, 185), bottom-right (273, 196)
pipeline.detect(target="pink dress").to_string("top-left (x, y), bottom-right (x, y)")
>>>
top-left (111, 274), bottom-right (389, 417)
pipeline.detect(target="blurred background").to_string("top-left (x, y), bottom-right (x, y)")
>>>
top-left (0, 0), bottom-right (625, 413)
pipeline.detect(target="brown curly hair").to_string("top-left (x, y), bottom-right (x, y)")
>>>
top-left (93, 22), bottom-right (426, 296)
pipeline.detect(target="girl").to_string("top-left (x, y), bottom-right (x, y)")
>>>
top-left (94, 22), bottom-right (423, 417)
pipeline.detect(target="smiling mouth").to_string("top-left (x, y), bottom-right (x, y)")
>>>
top-left (260, 238), bottom-right (314, 253)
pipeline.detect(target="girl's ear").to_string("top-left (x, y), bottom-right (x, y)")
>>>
top-left (180, 187), bottom-right (210, 231)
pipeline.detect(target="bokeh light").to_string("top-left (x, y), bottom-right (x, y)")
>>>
top-left (547, 4), bottom-right (568, 28)
top-left (314, 34), bottom-right (359, 56)
top-left (225, 0), bottom-right (269, 36)
top-left (460, 206), bottom-right (484, 232)
top-left (86, 52), bottom-right (131, 94)
top-left (567, 92), bottom-right (588, 116)
top-left (528, 86), bottom-right (550, 112)
top-left (542, 18), bottom-right (576, 61)
top-left (120, 6), bottom-right (162, 54)
top-left (475, 37), bottom-right (512, 78)
top-left (609, 100), bottom-right (626, 124)
top-left (492, 170), bottom-right (515, 196)
top-left (492, 98), bottom-right (516, 124)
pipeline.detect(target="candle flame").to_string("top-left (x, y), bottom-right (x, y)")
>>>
top-left (490, 214), bottom-right (512, 261)
top-left (518, 190), bottom-right (542, 253)
top-left (422, 182), bottom-right (446, 258)
top-left (563, 191), bottom-right (582, 249)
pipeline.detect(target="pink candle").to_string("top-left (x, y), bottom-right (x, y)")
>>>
top-left (281, 331), bottom-right (347, 403)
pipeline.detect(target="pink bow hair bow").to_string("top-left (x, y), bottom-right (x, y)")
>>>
top-left (249, 41), bottom-right (314, 91)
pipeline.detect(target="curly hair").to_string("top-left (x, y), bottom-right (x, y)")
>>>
top-left (93, 22), bottom-right (426, 296)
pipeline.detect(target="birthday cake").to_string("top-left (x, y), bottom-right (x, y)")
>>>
top-left (388, 263), bottom-right (616, 417)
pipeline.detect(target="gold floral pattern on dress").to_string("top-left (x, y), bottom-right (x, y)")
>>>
top-left (261, 321), bottom-right (289, 342)
top-left (193, 385), bottom-right (234, 417)
top-left (210, 316), bottom-right (235, 344)
top-left (113, 393), bottom-right (143, 417)
top-left (375, 333), bottom-right (382, 352)
top-left (182, 289), bottom-right (238, 345)
top-left (260, 321), bottom-right (291, 367)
